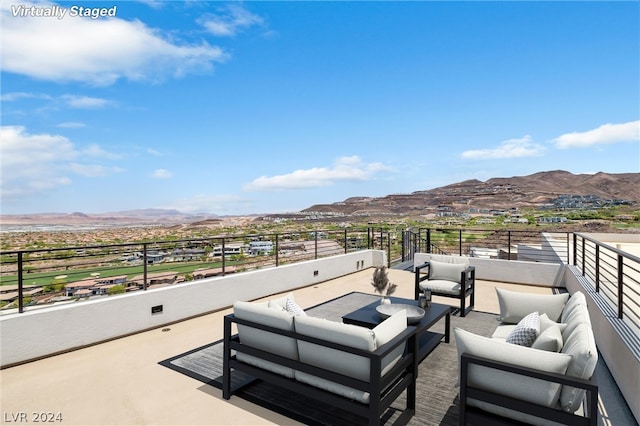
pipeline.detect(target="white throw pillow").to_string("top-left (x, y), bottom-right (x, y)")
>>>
top-left (271, 292), bottom-right (295, 309)
top-left (285, 298), bottom-right (307, 316)
top-left (531, 324), bottom-right (564, 352)
top-left (505, 312), bottom-right (540, 347)
top-left (539, 313), bottom-right (568, 334)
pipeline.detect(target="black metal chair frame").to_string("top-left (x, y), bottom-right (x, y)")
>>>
top-left (459, 353), bottom-right (598, 426)
top-left (222, 313), bottom-right (419, 426)
top-left (414, 261), bottom-right (475, 317)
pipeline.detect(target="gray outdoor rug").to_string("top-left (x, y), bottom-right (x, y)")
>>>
top-left (159, 292), bottom-right (500, 426)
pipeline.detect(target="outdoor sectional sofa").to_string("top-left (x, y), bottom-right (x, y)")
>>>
top-left (456, 289), bottom-right (599, 426)
top-left (222, 293), bottom-right (419, 426)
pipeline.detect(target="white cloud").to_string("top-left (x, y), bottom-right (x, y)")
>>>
top-left (61, 95), bottom-right (113, 109)
top-left (199, 4), bottom-right (264, 37)
top-left (57, 122), bottom-right (86, 128)
top-left (152, 169), bottom-right (173, 179)
top-left (68, 163), bottom-right (125, 177)
top-left (461, 135), bottom-right (546, 160)
top-left (0, 126), bottom-right (123, 200)
top-left (164, 194), bottom-right (251, 214)
top-left (82, 143), bottom-right (122, 160)
top-left (0, 92), bottom-right (51, 102)
top-left (244, 156), bottom-right (393, 191)
top-left (552, 120), bottom-right (640, 149)
top-left (1, 1), bottom-right (227, 85)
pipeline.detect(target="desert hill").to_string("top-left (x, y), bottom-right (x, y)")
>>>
top-left (302, 170), bottom-right (639, 216)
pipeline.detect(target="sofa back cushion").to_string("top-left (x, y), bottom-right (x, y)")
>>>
top-left (233, 300), bottom-right (298, 378)
top-left (561, 303), bottom-right (592, 342)
top-left (496, 288), bottom-right (569, 323)
top-left (560, 291), bottom-right (587, 324)
top-left (294, 310), bottom-right (406, 403)
top-left (455, 328), bottom-right (572, 408)
top-left (429, 260), bottom-right (467, 283)
top-left (560, 323), bottom-right (598, 413)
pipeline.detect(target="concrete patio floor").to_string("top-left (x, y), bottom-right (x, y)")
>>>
top-left (0, 268), bottom-right (632, 425)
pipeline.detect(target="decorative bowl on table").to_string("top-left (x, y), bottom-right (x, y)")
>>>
top-left (376, 304), bottom-right (425, 324)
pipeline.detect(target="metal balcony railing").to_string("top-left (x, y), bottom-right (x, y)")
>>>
top-left (0, 227), bottom-right (396, 314)
top-left (573, 233), bottom-right (640, 335)
top-left (402, 228), bottom-right (570, 264)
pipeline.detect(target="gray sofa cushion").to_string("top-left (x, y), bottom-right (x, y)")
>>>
top-left (295, 310), bottom-right (407, 403)
top-left (560, 291), bottom-right (587, 323)
top-left (496, 288), bottom-right (569, 323)
top-left (233, 300), bottom-right (298, 378)
top-left (560, 322), bottom-right (598, 413)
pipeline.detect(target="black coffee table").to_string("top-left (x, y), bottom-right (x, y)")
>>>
top-left (342, 296), bottom-right (451, 364)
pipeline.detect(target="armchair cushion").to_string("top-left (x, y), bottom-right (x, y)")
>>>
top-left (419, 279), bottom-right (463, 295)
top-left (428, 260), bottom-right (467, 283)
top-left (496, 288), bottom-right (569, 323)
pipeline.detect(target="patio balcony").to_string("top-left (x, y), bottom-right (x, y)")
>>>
top-left (1, 232), bottom-right (638, 425)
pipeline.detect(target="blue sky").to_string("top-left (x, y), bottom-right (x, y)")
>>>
top-left (1, 1), bottom-right (639, 216)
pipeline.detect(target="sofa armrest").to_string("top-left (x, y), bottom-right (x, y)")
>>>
top-left (414, 261), bottom-right (430, 299)
top-left (460, 352), bottom-right (598, 426)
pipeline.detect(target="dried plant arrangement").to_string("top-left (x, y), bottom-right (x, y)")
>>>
top-left (371, 265), bottom-right (397, 296)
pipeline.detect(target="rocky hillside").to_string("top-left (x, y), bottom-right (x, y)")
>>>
top-left (302, 170), bottom-right (640, 216)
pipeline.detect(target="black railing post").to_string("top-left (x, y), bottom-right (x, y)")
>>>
top-left (314, 231), bottom-right (318, 259)
top-left (275, 234), bottom-right (279, 266)
top-left (427, 229), bottom-right (431, 254)
top-left (387, 232), bottom-right (391, 267)
top-left (581, 237), bottom-right (585, 276)
top-left (508, 231), bottom-right (512, 260)
top-left (344, 229), bottom-right (348, 254)
top-left (143, 243), bottom-right (148, 290)
top-left (595, 245), bottom-right (600, 292)
top-left (618, 254), bottom-right (624, 319)
top-left (572, 233), bottom-right (577, 266)
top-left (18, 252), bottom-right (24, 313)
top-left (221, 238), bottom-right (226, 275)
top-left (566, 232), bottom-right (570, 264)
top-left (401, 231), bottom-right (406, 262)
top-left (459, 229), bottom-right (463, 256)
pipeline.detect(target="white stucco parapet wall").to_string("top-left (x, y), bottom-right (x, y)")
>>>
top-left (413, 253), bottom-right (564, 287)
top-left (0, 250), bottom-right (386, 367)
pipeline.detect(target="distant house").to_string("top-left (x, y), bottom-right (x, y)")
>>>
top-left (129, 272), bottom-right (178, 287)
top-left (211, 243), bottom-right (245, 258)
top-left (65, 275), bottom-right (127, 297)
top-left (192, 266), bottom-right (237, 279)
top-left (249, 241), bottom-right (273, 255)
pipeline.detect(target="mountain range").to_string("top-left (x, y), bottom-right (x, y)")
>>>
top-left (301, 170), bottom-right (639, 216)
top-left (1, 170), bottom-right (638, 225)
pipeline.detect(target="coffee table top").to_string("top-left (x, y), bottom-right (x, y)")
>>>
top-left (342, 296), bottom-right (450, 329)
